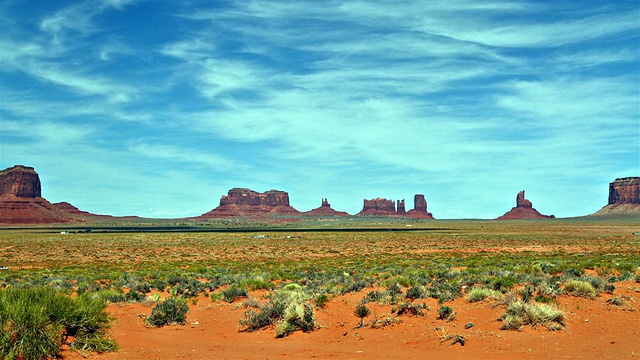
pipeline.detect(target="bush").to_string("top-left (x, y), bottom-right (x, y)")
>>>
top-left (314, 294), bottom-right (329, 309)
top-left (354, 302), bottom-right (371, 327)
top-left (222, 286), bottom-right (249, 303)
top-left (563, 280), bottom-right (597, 298)
top-left (146, 297), bottom-right (189, 327)
top-left (0, 286), bottom-right (116, 360)
top-left (466, 287), bottom-right (502, 302)
top-left (239, 285), bottom-right (317, 337)
top-left (394, 302), bottom-right (428, 316)
top-left (405, 286), bottom-right (425, 300)
top-left (437, 305), bottom-right (456, 322)
top-left (500, 301), bottom-right (565, 331)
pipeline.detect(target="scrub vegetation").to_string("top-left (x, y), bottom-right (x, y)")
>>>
top-left (0, 218), bottom-right (638, 356)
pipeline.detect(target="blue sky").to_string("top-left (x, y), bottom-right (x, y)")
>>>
top-left (1, 0), bottom-right (638, 219)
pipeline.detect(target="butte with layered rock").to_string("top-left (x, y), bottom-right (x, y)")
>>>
top-left (199, 188), bottom-right (301, 218)
top-left (357, 198), bottom-right (397, 216)
top-left (406, 194), bottom-right (435, 219)
top-left (496, 190), bottom-right (554, 220)
top-left (591, 177), bottom-right (640, 217)
top-left (0, 165), bottom-right (76, 224)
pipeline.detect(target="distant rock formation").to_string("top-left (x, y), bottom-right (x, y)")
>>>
top-left (200, 188), bottom-right (301, 218)
top-left (0, 165), bottom-right (41, 198)
top-left (357, 195), bottom-right (434, 218)
top-left (592, 177), bottom-right (640, 217)
top-left (304, 198), bottom-right (350, 216)
top-left (397, 199), bottom-right (406, 214)
top-left (358, 198), bottom-right (396, 215)
top-left (0, 165), bottom-right (75, 224)
top-left (407, 194), bottom-right (435, 219)
top-left (496, 190), bottom-right (554, 220)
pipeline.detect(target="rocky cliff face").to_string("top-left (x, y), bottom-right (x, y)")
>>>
top-left (592, 177), bottom-right (640, 217)
top-left (304, 198), bottom-right (349, 216)
top-left (358, 198), bottom-right (396, 215)
top-left (0, 165), bottom-right (76, 224)
top-left (0, 165), bottom-right (41, 198)
top-left (200, 188), bottom-right (300, 218)
top-left (496, 190), bottom-right (554, 220)
top-left (608, 177), bottom-right (640, 205)
top-left (407, 194), bottom-right (434, 219)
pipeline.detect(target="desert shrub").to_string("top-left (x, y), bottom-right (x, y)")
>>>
top-left (314, 294), bottom-right (329, 309)
top-left (427, 281), bottom-right (462, 303)
top-left (500, 300), bottom-right (565, 331)
top-left (239, 284), bottom-right (317, 337)
top-left (242, 277), bottom-right (275, 291)
top-left (0, 286), bottom-right (116, 360)
top-left (125, 290), bottom-right (145, 302)
top-left (563, 280), bottom-right (597, 298)
top-left (491, 276), bottom-right (519, 292)
top-left (362, 290), bottom-right (385, 304)
top-left (98, 289), bottom-right (126, 303)
top-left (437, 305), bottom-right (456, 322)
top-left (146, 297), bottom-right (189, 327)
top-left (222, 285), bottom-right (249, 303)
top-left (394, 302), bottom-right (429, 316)
top-left (466, 287), bottom-right (503, 302)
top-left (354, 302), bottom-right (371, 327)
top-left (405, 286), bottom-right (425, 300)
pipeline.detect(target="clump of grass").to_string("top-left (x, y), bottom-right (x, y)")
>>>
top-left (500, 300), bottom-right (565, 331)
top-left (437, 305), bottom-right (456, 322)
top-left (146, 297), bottom-right (189, 327)
top-left (0, 286), bottom-right (117, 360)
top-left (238, 284), bottom-right (317, 338)
top-left (466, 287), bottom-right (503, 302)
top-left (563, 280), bottom-right (597, 298)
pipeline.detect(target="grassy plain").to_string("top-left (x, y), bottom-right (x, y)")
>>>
top-left (1, 218), bottom-right (639, 359)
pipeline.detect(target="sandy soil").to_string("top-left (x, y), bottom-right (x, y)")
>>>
top-left (64, 282), bottom-right (640, 360)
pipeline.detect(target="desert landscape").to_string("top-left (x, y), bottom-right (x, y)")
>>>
top-left (1, 165), bottom-right (639, 359)
top-left (1, 2), bottom-right (639, 359)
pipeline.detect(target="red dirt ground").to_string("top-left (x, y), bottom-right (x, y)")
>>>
top-left (64, 282), bottom-right (640, 360)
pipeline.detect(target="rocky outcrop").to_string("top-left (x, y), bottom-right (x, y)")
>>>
top-left (0, 165), bottom-right (41, 198)
top-left (304, 198), bottom-right (350, 216)
top-left (200, 188), bottom-right (301, 218)
top-left (608, 177), bottom-right (640, 205)
top-left (407, 194), bottom-right (434, 219)
top-left (397, 199), bottom-right (406, 214)
top-left (592, 177), bottom-right (640, 217)
top-left (358, 198), bottom-right (396, 215)
top-left (0, 165), bottom-right (76, 224)
top-left (496, 190), bottom-right (554, 220)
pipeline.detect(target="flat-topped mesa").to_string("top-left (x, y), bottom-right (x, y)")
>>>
top-left (358, 198), bottom-right (396, 215)
top-left (397, 199), bottom-right (406, 214)
top-left (591, 177), bottom-right (640, 217)
top-left (608, 177), bottom-right (640, 205)
top-left (0, 165), bottom-right (41, 198)
top-left (496, 190), bottom-right (554, 220)
top-left (304, 198), bottom-right (350, 216)
top-left (200, 188), bottom-right (300, 218)
top-left (407, 194), bottom-right (435, 219)
top-left (220, 188), bottom-right (291, 207)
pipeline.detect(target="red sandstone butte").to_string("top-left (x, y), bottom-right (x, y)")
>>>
top-left (357, 198), bottom-right (396, 216)
top-left (304, 198), bottom-right (350, 216)
top-left (0, 165), bottom-right (76, 224)
top-left (592, 177), bottom-right (640, 217)
top-left (200, 188), bottom-right (301, 218)
top-left (496, 190), bottom-right (554, 220)
top-left (406, 194), bottom-right (435, 219)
